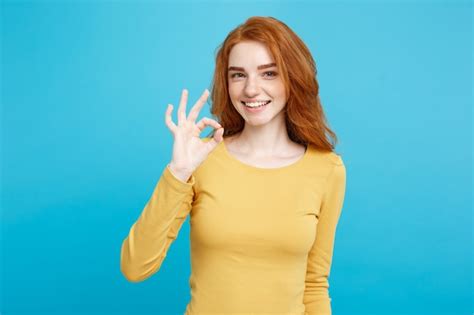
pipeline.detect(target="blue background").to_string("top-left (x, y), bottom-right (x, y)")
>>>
top-left (1, 1), bottom-right (472, 314)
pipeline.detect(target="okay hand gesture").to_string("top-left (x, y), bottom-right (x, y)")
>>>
top-left (165, 88), bottom-right (224, 180)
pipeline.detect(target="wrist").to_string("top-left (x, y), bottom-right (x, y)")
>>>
top-left (167, 163), bottom-right (193, 183)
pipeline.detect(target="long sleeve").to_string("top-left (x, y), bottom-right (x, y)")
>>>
top-left (120, 164), bottom-right (195, 282)
top-left (303, 156), bottom-right (346, 315)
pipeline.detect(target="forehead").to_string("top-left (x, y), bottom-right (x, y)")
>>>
top-left (228, 41), bottom-right (275, 67)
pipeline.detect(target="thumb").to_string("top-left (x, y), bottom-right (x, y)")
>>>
top-left (206, 128), bottom-right (224, 152)
top-left (214, 127), bottom-right (224, 142)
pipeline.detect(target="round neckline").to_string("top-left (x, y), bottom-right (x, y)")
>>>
top-left (220, 138), bottom-right (311, 172)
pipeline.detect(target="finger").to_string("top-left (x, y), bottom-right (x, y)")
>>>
top-left (178, 89), bottom-right (188, 125)
top-left (214, 126), bottom-right (224, 142)
top-left (195, 117), bottom-right (222, 132)
top-left (187, 88), bottom-right (210, 123)
top-left (165, 104), bottom-right (177, 133)
top-left (205, 127), bottom-right (224, 150)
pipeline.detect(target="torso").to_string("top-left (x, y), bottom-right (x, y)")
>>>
top-left (223, 135), bottom-right (307, 169)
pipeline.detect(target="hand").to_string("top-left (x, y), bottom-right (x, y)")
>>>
top-left (165, 88), bottom-right (224, 175)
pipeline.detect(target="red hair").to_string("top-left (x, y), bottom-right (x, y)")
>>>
top-left (206, 16), bottom-right (339, 152)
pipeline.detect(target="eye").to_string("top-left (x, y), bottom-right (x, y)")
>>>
top-left (263, 71), bottom-right (277, 77)
top-left (230, 73), bottom-right (244, 78)
top-left (229, 71), bottom-right (278, 79)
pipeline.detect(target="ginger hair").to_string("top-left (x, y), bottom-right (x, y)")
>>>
top-left (206, 16), bottom-right (338, 152)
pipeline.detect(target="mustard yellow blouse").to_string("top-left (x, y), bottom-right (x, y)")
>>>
top-left (121, 137), bottom-right (346, 315)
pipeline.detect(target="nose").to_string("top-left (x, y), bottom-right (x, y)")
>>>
top-left (244, 74), bottom-right (260, 97)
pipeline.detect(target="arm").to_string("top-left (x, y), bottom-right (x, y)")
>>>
top-left (303, 156), bottom-right (346, 314)
top-left (120, 164), bottom-right (195, 282)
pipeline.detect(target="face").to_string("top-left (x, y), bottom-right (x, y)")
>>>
top-left (227, 41), bottom-right (287, 126)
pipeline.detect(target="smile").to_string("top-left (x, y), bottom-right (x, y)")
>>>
top-left (241, 100), bottom-right (271, 108)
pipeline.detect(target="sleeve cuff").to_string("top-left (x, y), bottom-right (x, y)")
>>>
top-left (162, 164), bottom-right (195, 192)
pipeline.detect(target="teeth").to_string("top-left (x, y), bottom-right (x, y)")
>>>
top-left (242, 101), bottom-right (270, 108)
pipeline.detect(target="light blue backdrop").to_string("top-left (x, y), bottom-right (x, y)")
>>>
top-left (2, 1), bottom-right (472, 314)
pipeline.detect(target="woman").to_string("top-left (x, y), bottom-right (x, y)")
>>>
top-left (121, 16), bottom-right (346, 315)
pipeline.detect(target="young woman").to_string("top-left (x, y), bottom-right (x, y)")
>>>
top-left (121, 16), bottom-right (346, 315)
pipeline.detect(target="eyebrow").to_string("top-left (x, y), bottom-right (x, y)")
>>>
top-left (228, 63), bottom-right (277, 72)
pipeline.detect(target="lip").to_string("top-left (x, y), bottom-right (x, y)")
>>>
top-left (242, 100), bottom-right (271, 113)
top-left (241, 99), bottom-right (271, 103)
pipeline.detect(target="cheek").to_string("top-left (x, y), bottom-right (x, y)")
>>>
top-left (227, 85), bottom-right (241, 110)
top-left (272, 81), bottom-right (286, 96)
top-left (228, 83), bottom-right (239, 98)
top-left (228, 85), bottom-right (242, 107)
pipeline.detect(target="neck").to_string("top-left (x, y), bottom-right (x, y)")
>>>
top-left (233, 120), bottom-right (293, 157)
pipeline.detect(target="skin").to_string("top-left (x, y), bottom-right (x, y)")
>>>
top-left (165, 88), bottom-right (224, 182)
top-left (164, 40), bottom-right (307, 183)
top-left (226, 40), bottom-right (306, 164)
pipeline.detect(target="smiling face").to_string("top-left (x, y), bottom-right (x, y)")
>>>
top-left (227, 41), bottom-right (288, 126)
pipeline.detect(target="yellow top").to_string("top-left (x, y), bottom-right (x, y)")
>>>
top-left (121, 137), bottom-right (347, 315)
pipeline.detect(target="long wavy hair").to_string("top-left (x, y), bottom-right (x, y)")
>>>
top-left (205, 16), bottom-right (338, 152)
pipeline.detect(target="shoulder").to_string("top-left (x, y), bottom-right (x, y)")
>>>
top-left (327, 151), bottom-right (344, 166)
top-left (306, 146), bottom-right (346, 183)
top-left (312, 150), bottom-right (346, 194)
top-left (323, 151), bottom-right (345, 177)
top-left (309, 145), bottom-right (344, 167)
